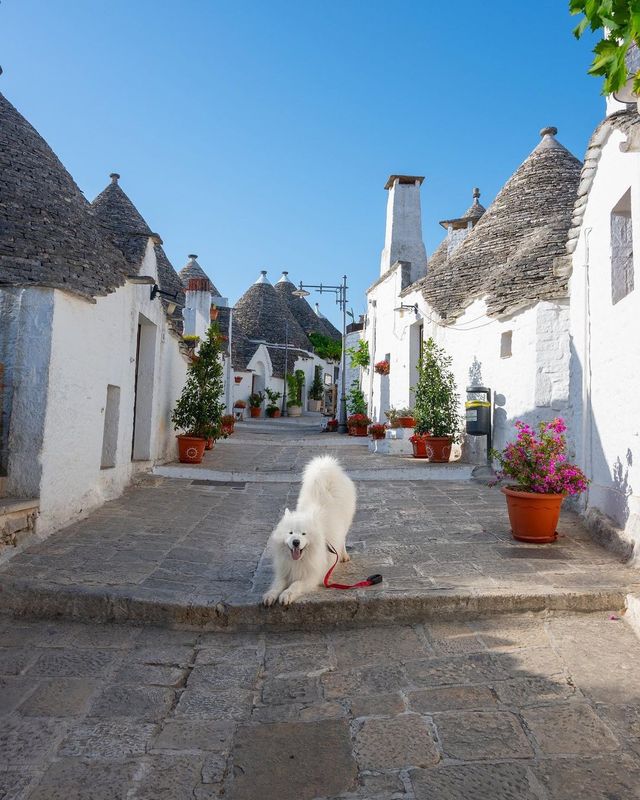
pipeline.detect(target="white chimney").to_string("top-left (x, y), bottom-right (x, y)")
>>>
top-left (380, 175), bottom-right (427, 282)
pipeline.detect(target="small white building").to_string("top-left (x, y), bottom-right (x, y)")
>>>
top-left (567, 96), bottom-right (640, 555)
top-left (364, 127), bottom-right (582, 459)
top-left (0, 93), bottom-right (189, 541)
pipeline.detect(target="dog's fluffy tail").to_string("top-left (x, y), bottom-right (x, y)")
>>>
top-left (299, 455), bottom-right (354, 506)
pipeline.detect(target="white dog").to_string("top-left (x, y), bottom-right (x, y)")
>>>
top-left (263, 455), bottom-right (356, 606)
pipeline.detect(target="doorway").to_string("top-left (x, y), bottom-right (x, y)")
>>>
top-left (131, 314), bottom-right (157, 461)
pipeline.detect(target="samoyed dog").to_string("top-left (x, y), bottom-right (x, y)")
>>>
top-left (263, 455), bottom-right (356, 606)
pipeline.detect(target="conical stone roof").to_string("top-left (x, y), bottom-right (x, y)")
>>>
top-left (178, 255), bottom-right (221, 297)
top-left (274, 271), bottom-right (339, 340)
top-left (91, 175), bottom-right (184, 300)
top-left (416, 127), bottom-right (582, 320)
top-left (0, 93), bottom-right (128, 298)
top-left (234, 270), bottom-right (310, 351)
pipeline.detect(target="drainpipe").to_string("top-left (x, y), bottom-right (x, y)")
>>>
top-left (368, 299), bottom-right (377, 418)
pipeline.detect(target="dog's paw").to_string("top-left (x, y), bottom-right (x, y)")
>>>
top-left (339, 551), bottom-right (351, 563)
top-left (263, 590), bottom-right (280, 607)
top-left (278, 589), bottom-right (296, 606)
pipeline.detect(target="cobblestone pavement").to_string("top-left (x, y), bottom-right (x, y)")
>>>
top-left (2, 420), bottom-right (639, 625)
top-left (1, 611), bottom-right (640, 799)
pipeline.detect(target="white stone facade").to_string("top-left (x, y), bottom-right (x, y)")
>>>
top-left (568, 116), bottom-right (640, 549)
top-left (2, 239), bottom-right (188, 535)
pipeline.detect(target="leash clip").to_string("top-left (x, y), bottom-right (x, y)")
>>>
top-left (367, 574), bottom-right (383, 585)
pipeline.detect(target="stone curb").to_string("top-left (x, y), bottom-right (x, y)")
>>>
top-left (153, 464), bottom-right (475, 483)
top-left (0, 577), bottom-right (628, 631)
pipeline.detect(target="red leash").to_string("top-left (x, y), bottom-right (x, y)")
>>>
top-left (323, 543), bottom-right (382, 590)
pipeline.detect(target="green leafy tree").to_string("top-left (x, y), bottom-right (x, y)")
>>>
top-left (308, 332), bottom-right (342, 361)
top-left (347, 339), bottom-right (370, 369)
top-left (172, 322), bottom-right (225, 439)
top-left (413, 338), bottom-right (461, 440)
top-left (286, 369), bottom-right (305, 407)
top-left (309, 365), bottom-right (324, 401)
top-left (571, 0), bottom-right (640, 94)
top-left (346, 379), bottom-right (367, 415)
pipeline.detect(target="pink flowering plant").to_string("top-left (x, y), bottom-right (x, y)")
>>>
top-left (492, 418), bottom-right (588, 496)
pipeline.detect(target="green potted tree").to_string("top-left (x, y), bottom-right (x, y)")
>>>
top-left (346, 380), bottom-right (370, 436)
top-left (265, 388), bottom-right (282, 418)
top-left (248, 391), bottom-right (265, 418)
top-left (308, 365), bottom-right (324, 412)
top-left (286, 370), bottom-right (305, 417)
top-left (172, 322), bottom-right (225, 463)
top-left (410, 337), bottom-right (461, 461)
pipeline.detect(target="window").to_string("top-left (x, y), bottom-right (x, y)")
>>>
top-left (500, 331), bottom-right (512, 359)
top-left (101, 385), bottom-right (120, 469)
top-left (611, 188), bottom-right (634, 305)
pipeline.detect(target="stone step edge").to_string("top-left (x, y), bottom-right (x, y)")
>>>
top-left (0, 578), bottom-right (628, 631)
top-left (153, 464), bottom-right (475, 483)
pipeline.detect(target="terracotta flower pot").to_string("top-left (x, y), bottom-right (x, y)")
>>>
top-left (204, 437), bottom-right (215, 451)
top-left (327, 421), bottom-right (338, 432)
top-left (176, 435), bottom-right (206, 464)
top-left (502, 487), bottom-right (563, 543)
top-left (397, 416), bottom-right (416, 428)
top-left (234, 376), bottom-right (242, 384)
top-left (411, 436), bottom-right (452, 461)
top-left (221, 423), bottom-right (234, 436)
top-left (249, 407), bottom-right (261, 418)
top-left (348, 425), bottom-right (368, 437)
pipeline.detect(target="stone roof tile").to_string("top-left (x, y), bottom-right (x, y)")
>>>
top-left (0, 93), bottom-right (129, 299)
top-left (412, 127), bottom-right (582, 320)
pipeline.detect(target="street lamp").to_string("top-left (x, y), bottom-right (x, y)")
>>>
top-left (292, 275), bottom-right (349, 433)
top-left (281, 319), bottom-right (289, 416)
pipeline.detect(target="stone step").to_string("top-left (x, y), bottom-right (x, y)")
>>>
top-left (0, 577), bottom-right (628, 632)
top-left (0, 497), bottom-right (39, 549)
top-left (153, 462), bottom-right (475, 483)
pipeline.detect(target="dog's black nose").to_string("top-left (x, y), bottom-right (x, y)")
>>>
top-left (292, 539), bottom-right (300, 548)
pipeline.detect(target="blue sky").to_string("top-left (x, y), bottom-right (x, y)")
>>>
top-left (1, 1), bottom-right (601, 326)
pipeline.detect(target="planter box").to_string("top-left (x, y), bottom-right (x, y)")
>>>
top-left (308, 399), bottom-right (322, 412)
top-left (288, 405), bottom-right (302, 417)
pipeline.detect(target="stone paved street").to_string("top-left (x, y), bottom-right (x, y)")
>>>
top-left (2, 612), bottom-right (640, 799)
top-left (1, 419), bottom-right (638, 628)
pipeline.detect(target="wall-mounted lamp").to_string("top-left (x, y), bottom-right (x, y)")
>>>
top-left (393, 303), bottom-right (418, 318)
top-left (150, 284), bottom-right (180, 315)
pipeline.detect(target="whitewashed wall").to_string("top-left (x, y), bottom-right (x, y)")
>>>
top-left (233, 345), bottom-right (335, 415)
top-left (367, 273), bottom-right (571, 456)
top-left (569, 124), bottom-right (640, 543)
top-left (18, 241), bottom-right (188, 534)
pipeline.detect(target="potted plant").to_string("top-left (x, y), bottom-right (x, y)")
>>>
top-left (326, 418), bottom-right (338, 432)
top-left (233, 399), bottom-right (246, 421)
top-left (234, 375), bottom-right (243, 384)
top-left (410, 338), bottom-right (461, 461)
top-left (308, 365), bottom-right (324, 412)
top-left (221, 414), bottom-right (235, 435)
top-left (347, 413), bottom-right (371, 436)
top-left (181, 334), bottom-right (200, 351)
top-left (369, 423), bottom-right (387, 440)
top-left (265, 388), bottom-right (282, 418)
top-left (396, 407), bottom-right (416, 428)
top-left (374, 360), bottom-right (390, 375)
top-left (492, 418), bottom-right (588, 543)
top-left (248, 391), bottom-right (264, 418)
top-left (210, 304), bottom-right (219, 321)
top-left (286, 370), bottom-right (305, 417)
top-left (172, 322), bottom-right (225, 463)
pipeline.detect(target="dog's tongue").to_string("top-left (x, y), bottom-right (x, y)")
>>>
top-left (291, 546), bottom-right (302, 561)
